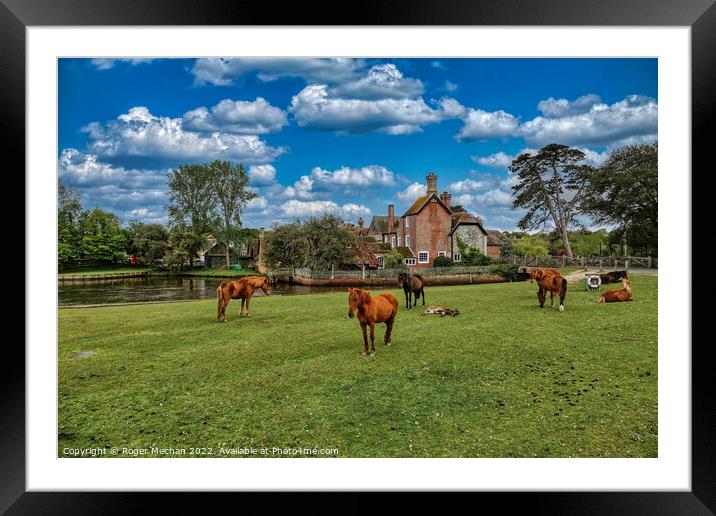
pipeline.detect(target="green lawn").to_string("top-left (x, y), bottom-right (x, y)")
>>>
top-left (58, 275), bottom-right (657, 458)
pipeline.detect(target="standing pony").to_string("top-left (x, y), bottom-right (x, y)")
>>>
top-left (397, 272), bottom-right (425, 309)
top-left (598, 278), bottom-right (633, 303)
top-left (216, 275), bottom-right (270, 322)
top-left (529, 267), bottom-right (559, 282)
top-left (347, 288), bottom-right (398, 356)
top-left (531, 269), bottom-right (568, 312)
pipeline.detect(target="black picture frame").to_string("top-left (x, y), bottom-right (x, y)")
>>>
top-left (5, 0), bottom-right (710, 513)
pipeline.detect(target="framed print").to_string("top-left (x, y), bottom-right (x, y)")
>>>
top-left (5, 0), bottom-right (712, 513)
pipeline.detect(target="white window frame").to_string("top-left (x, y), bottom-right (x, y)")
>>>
top-left (453, 254), bottom-right (461, 262)
top-left (405, 217), bottom-right (409, 228)
top-left (377, 256), bottom-right (384, 269)
top-left (405, 258), bottom-right (416, 266)
top-left (398, 236), bottom-right (401, 246)
top-left (406, 235), bottom-right (411, 248)
top-left (418, 251), bottom-right (429, 264)
top-left (391, 235), bottom-right (396, 248)
top-left (438, 251), bottom-right (446, 257)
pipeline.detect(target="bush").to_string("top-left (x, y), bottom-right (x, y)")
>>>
top-left (490, 264), bottom-right (521, 281)
top-left (432, 256), bottom-right (454, 267)
top-left (382, 250), bottom-right (407, 270)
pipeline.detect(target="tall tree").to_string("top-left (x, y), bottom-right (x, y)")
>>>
top-left (58, 179), bottom-right (83, 263)
top-left (132, 223), bottom-right (170, 264)
top-left (79, 208), bottom-right (127, 262)
top-left (263, 222), bottom-right (308, 269)
top-left (166, 163), bottom-right (217, 235)
top-left (581, 143), bottom-right (658, 255)
top-left (302, 214), bottom-right (355, 271)
top-left (510, 144), bottom-right (592, 258)
top-left (209, 160), bottom-right (257, 267)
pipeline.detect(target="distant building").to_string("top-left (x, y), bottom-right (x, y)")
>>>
top-left (367, 172), bottom-right (493, 268)
top-left (486, 230), bottom-right (503, 257)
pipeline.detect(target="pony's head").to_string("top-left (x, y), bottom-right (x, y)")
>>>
top-left (397, 272), bottom-right (407, 286)
top-left (257, 276), bottom-right (271, 295)
top-left (622, 278), bottom-right (632, 291)
top-left (529, 269), bottom-right (543, 283)
top-left (347, 287), bottom-right (370, 318)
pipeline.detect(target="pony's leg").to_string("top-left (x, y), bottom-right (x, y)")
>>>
top-left (361, 324), bottom-right (369, 355)
top-left (221, 296), bottom-right (229, 322)
top-left (384, 316), bottom-right (394, 346)
top-left (369, 323), bottom-right (376, 356)
top-left (245, 295), bottom-right (251, 316)
top-left (421, 288), bottom-right (425, 305)
top-left (550, 290), bottom-right (554, 307)
top-left (240, 298), bottom-right (245, 316)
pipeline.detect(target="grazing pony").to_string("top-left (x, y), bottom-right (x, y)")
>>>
top-left (216, 275), bottom-right (270, 322)
top-left (531, 269), bottom-right (568, 312)
top-left (529, 268), bottom-right (559, 283)
top-left (347, 288), bottom-right (398, 356)
top-left (397, 272), bottom-right (426, 309)
top-left (598, 278), bottom-right (633, 303)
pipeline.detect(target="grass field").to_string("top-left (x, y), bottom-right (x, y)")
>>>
top-left (58, 275), bottom-right (657, 458)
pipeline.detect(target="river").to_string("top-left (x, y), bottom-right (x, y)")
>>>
top-left (58, 276), bottom-right (388, 306)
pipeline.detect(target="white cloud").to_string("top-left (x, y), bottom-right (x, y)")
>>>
top-left (448, 178), bottom-right (488, 194)
top-left (471, 151), bottom-right (515, 169)
top-left (330, 64), bottom-right (424, 99)
top-left (456, 109), bottom-right (520, 141)
top-left (183, 98), bottom-right (288, 135)
top-left (396, 182), bottom-right (427, 202)
top-left (290, 85), bottom-right (459, 135)
top-left (280, 199), bottom-right (371, 220)
top-left (191, 57), bottom-right (365, 86)
top-left (248, 164), bottom-right (277, 186)
top-left (90, 58), bottom-right (155, 70)
top-left (443, 80), bottom-right (459, 92)
top-left (309, 165), bottom-right (396, 189)
top-left (537, 94), bottom-right (602, 118)
top-left (519, 94), bottom-right (658, 147)
top-left (83, 106), bottom-right (286, 164)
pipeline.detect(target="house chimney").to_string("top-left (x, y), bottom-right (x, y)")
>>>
top-left (426, 172), bottom-right (438, 195)
top-left (387, 204), bottom-right (395, 237)
top-left (440, 191), bottom-right (451, 208)
top-left (357, 216), bottom-right (364, 229)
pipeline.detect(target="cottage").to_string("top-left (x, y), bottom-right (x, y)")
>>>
top-left (486, 230), bottom-right (503, 257)
top-left (367, 172), bottom-right (492, 268)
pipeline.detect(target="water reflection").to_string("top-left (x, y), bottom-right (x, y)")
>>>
top-left (58, 276), bottom-right (387, 306)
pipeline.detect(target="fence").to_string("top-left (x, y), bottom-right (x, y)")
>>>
top-left (496, 255), bottom-right (655, 270)
top-left (269, 265), bottom-right (496, 281)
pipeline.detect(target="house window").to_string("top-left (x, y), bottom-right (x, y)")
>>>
top-left (406, 235), bottom-right (411, 248)
top-left (405, 217), bottom-right (409, 228)
top-left (377, 256), bottom-right (384, 268)
top-left (391, 236), bottom-right (396, 248)
top-left (453, 254), bottom-right (461, 262)
top-left (438, 251), bottom-right (446, 257)
top-left (405, 258), bottom-right (416, 266)
top-left (418, 251), bottom-right (429, 264)
top-left (398, 236), bottom-right (401, 246)
top-left (383, 235), bottom-right (387, 243)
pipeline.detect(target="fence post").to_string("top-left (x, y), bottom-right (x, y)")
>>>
top-left (581, 257), bottom-right (585, 269)
top-left (648, 255), bottom-right (652, 268)
top-left (562, 255), bottom-right (566, 268)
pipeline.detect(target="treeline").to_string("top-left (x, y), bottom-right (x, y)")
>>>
top-left (58, 160), bottom-right (257, 269)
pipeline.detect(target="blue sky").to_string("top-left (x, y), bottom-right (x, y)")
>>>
top-left (58, 58), bottom-right (657, 231)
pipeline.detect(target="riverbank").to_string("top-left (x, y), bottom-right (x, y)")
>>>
top-left (58, 276), bottom-right (658, 458)
top-left (58, 267), bottom-right (259, 282)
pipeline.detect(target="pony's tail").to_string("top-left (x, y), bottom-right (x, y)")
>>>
top-left (559, 277), bottom-right (568, 311)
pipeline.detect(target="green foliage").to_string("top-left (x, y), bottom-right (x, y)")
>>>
top-left (263, 222), bottom-right (308, 269)
top-left (79, 209), bottom-right (127, 262)
top-left (382, 250), bottom-right (407, 270)
top-left (432, 255), bottom-right (454, 267)
top-left (511, 234), bottom-right (550, 257)
top-left (164, 228), bottom-right (204, 270)
top-left (551, 229), bottom-right (611, 257)
top-left (58, 180), bottom-right (83, 263)
top-left (455, 236), bottom-right (492, 265)
top-left (581, 143), bottom-right (658, 254)
top-left (132, 223), bottom-right (170, 264)
top-left (166, 163), bottom-right (218, 234)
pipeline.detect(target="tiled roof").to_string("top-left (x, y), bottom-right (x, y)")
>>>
top-left (368, 215), bottom-right (389, 234)
top-left (487, 229), bottom-right (503, 246)
top-left (403, 195), bottom-right (430, 216)
top-left (449, 212), bottom-right (487, 235)
top-left (394, 246), bottom-right (415, 258)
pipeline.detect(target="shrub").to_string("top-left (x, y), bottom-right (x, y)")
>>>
top-left (490, 264), bottom-right (521, 282)
top-left (382, 250), bottom-right (407, 270)
top-left (432, 255), bottom-right (454, 267)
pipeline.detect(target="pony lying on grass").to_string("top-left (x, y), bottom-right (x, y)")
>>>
top-left (216, 276), bottom-right (270, 322)
top-left (347, 287), bottom-right (398, 356)
top-left (598, 278), bottom-right (633, 303)
top-left (530, 268), bottom-right (568, 312)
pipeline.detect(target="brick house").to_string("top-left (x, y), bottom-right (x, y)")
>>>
top-left (486, 229), bottom-right (503, 257)
top-left (367, 172), bottom-right (489, 268)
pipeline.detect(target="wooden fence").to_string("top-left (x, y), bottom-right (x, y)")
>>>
top-left (495, 255), bottom-right (655, 270)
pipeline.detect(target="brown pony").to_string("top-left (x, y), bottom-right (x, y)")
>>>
top-left (397, 272), bottom-right (425, 309)
top-left (531, 269), bottom-right (568, 312)
top-left (216, 275), bottom-right (270, 322)
top-left (529, 267), bottom-right (559, 282)
top-left (598, 278), bottom-right (633, 303)
top-left (347, 288), bottom-right (399, 356)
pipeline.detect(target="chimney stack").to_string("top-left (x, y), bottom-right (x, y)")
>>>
top-left (387, 204), bottom-right (395, 238)
top-left (357, 216), bottom-right (364, 229)
top-left (426, 172), bottom-right (438, 195)
top-left (440, 191), bottom-right (451, 208)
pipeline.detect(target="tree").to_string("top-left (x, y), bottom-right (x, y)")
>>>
top-left (209, 160), bottom-right (257, 267)
top-left (382, 250), bottom-right (407, 269)
top-left (510, 144), bottom-right (592, 258)
top-left (455, 236), bottom-right (492, 265)
top-left (432, 255), bottom-right (454, 267)
top-left (166, 163), bottom-right (217, 235)
top-left (581, 143), bottom-right (658, 255)
top-left (58, 179), bottom-right (83, 263)
top-left (302, 214), bottom-right (355, 271)
top-left (451, 204), bottom-right (467, 213)
top-left (133, 223), bottom-right (170, 264)
top-left (79, 209), bottom-right (127, 262)
top-left (511, 234), bottom-right (550, 257)
top-left (263, 222), bottom-right (308, 269)
top-left (167, 227), bottom-right (204, 270)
